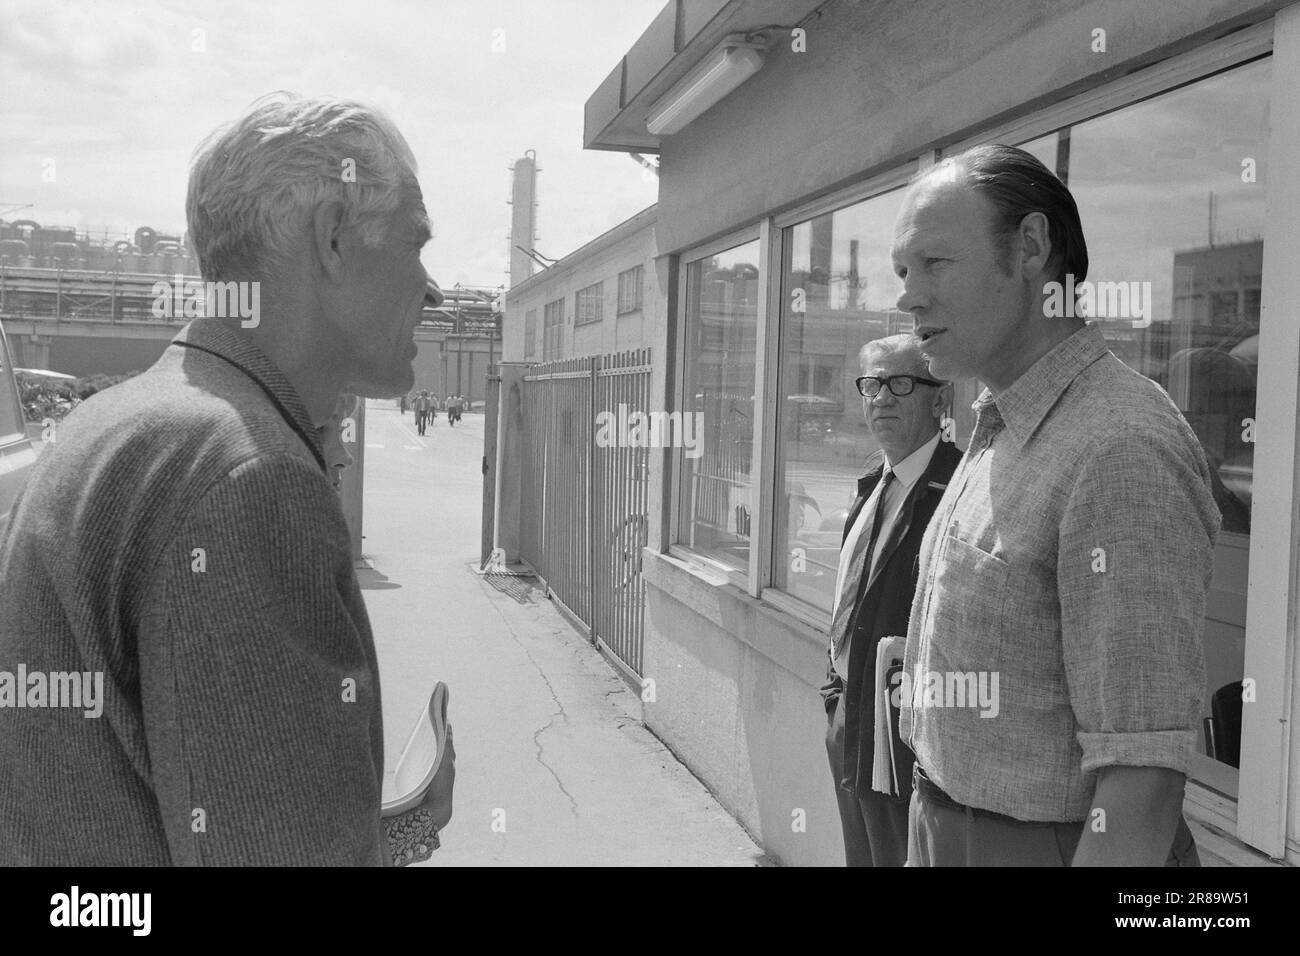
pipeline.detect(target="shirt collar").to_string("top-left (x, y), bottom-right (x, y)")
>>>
top-left (883, 430), bottom-right (941, 490)
top-left (170, 319), bottom-right (326, 471)
top-left (974, 323), bottom-right (1110, 449)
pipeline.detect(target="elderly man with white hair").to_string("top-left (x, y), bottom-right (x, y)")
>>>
top-left (0, 93), bottom-right (453, 865)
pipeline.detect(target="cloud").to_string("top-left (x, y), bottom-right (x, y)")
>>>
top-left (0, 0), bottom-right (661, 282)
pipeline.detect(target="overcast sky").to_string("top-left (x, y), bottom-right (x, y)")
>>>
top-left (0, 0), bottom-right (663, 290)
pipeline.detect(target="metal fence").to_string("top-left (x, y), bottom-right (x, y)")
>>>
top-left (520, 349), bottom-right (651, 676)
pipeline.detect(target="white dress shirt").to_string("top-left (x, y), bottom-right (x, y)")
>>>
top-left (831, 431), bottom-right (941, 680)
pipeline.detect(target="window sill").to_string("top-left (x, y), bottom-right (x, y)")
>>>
top-left (759, 588), bottom-right (832, 632)
top-left (644, 548), bottom-right (830, 686)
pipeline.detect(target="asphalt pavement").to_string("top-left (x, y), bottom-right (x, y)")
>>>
top-left (358, 400), bottom-right (767, 866)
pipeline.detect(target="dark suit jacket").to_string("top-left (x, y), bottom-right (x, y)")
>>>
top-left (819, 436), bottom-right (964, 798)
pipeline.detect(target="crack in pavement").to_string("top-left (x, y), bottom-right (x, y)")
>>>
top-left (478, 576), bottom-right (581, 819)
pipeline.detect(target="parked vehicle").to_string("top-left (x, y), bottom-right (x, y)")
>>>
top-left (0, 323), bottom-right (38, 531)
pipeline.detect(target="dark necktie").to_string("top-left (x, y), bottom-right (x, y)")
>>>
top-left (828, 468), bottom-right (894, 661)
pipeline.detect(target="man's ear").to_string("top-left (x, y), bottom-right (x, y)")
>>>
top-left (1016, 210), bottom-right (1053, 281)
top-left (935, 382), bottom-right (952, 419)
top-left (311, 200), bottom-right (349, 283)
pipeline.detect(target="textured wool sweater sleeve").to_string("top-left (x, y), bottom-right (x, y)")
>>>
top-left (137, 452), bottom-right (389, 865)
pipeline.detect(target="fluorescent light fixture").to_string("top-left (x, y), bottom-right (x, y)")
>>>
top-left (646, 34), bottom-right (766, 136)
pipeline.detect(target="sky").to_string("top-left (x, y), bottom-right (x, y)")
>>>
top-left (0, 0), bottom-right (664, 290)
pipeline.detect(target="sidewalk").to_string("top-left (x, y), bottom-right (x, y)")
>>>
top-left (357, 402), bottom-right (767, 866)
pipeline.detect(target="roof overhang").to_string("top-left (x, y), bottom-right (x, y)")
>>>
top-left (584, 0), bottom-right (828, 153)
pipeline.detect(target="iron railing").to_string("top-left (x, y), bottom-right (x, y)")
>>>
top-left (520, 349), bottom-right (651, 676)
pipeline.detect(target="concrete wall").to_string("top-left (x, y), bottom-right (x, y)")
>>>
top-left (657, 0), bottom-right (1287, 254)
top-left (641, 552), bottom-right (842, 865)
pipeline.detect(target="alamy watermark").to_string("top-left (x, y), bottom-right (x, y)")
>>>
top-left (50, 886), bottom-right (150, 935)
top-left (1043, 274), bottom-right (1151, 328)
top-left (0, 665), bottom-right (103, 718)
top-left (595, 403), bottom-right (703, 458)
top-left (893, 669), bottom-right (1000, 718)
top-left (150, 273), bottom-right (260, 327)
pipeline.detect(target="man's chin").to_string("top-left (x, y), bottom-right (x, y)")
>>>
top-left (347, 365), bottom-right (414, 400)
top-left (925, 357), bottom-right (962, 382)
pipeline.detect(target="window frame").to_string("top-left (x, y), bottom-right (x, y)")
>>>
top-left (669, 224), bottom-right (762, 593)
top-left (617, 264), bottom-right (645, 315)
top-left (575, 281), bottom-right (604, 327)
top-left (542, 297), bottom-right (564, 361)
top-left (760, 163), bottom-right (919, 622)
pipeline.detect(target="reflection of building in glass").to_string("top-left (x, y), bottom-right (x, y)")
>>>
top-left (685, 257), bottom-right (758, 558)
top-left (1104, 240), bottom-right (1262, 383)
top-left (787, 222), bottom-right (910, 451)
top-left (1173, 240), bottom-right (1263, 329)
top-left (1155, 241), bottom-right (1260, 533)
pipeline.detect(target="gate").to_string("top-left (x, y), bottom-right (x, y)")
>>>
top-left (520, 349), bottom-right (651, 677)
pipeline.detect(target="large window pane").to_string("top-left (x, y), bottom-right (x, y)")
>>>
top-left (678, 240), bottom-right (760, 573)
top-left (1065, 58), bottom-right (1268, 779)
top-left (0, 333), bottom-right (24, 441)
top-left (773, 188), bottom-right (912, 611)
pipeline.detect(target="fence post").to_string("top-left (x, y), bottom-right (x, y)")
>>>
top-left (587, 354), bottom-right (599, 645)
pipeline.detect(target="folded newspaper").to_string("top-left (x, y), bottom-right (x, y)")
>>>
top-left (872, 636), bottom-right (906, 796)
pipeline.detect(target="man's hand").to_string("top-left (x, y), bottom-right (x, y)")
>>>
top-left (417, 723), bottom-right (455, 830)
top-left (386, 725), bottom-right (456, 866)
top-left (1072, 765), bottom-right (1185, 866)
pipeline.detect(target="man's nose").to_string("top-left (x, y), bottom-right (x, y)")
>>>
top-left (424, 280), bottom-right (445, 309)
top-left (896, 276), bottom-right (926, 315)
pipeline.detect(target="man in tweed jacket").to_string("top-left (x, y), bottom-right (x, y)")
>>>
top-left (0, 94), bottom-right (452, 865)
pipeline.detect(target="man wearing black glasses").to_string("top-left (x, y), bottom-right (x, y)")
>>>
top-left (820, 333), bottom-right (963, 866)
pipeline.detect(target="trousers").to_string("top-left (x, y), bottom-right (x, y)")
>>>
top-left (907, 766), bottom-right (1201, 866)
top-left (825, 693), bottom-right (909, 866)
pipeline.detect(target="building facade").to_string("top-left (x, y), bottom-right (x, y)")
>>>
top-left (559, 0), bottom-right (1300, 866)
top-left (503, 205), bottom-right (658, 362)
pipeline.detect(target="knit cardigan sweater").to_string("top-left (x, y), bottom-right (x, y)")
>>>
top-left (0, 319), bottom-right (389, 865)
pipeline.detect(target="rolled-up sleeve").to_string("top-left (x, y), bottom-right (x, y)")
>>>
top-left (1057, 425), bottom-right (1219, 777)
top-left (139, 453), bottom-right (387, 865)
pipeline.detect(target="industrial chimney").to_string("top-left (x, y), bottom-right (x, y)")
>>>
top-left (507, 150), bottom-right (539, 289)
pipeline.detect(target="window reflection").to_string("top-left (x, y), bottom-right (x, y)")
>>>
top-left (1032, 59), bottom-right (1267, 774)
top-left (1066, 61), bottom-right (1266, 541)
top-left (678, 240), bottom-right (760, 572)
top-left (774, 188), bottom-right (913, 610)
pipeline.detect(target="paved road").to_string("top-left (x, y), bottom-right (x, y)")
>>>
top-left (359, 401), bottom-right (766, 866)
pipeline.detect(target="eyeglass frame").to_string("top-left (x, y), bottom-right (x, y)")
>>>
top-left (855, 373), bottom-right (945, 398)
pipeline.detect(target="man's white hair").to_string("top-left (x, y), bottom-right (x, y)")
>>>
top-left (860, 333), bottom-right (939, 380)
top-left (186, 92), bottom-right (419, 281)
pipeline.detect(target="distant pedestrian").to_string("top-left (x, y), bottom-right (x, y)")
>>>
top-left (400, 393), bottom-right (408, 416)
top-left (414, 390), bottom-right (430, 435)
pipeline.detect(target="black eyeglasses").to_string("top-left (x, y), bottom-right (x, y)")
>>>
top-left (855, 374), bottom-right (944, 398)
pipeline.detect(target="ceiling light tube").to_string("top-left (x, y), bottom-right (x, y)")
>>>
top-left (646, 34), bottom-right (766, 136)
